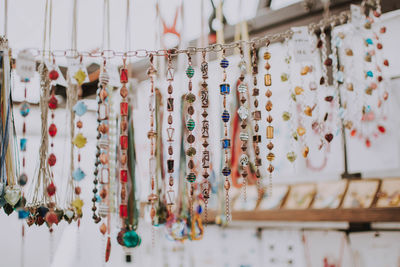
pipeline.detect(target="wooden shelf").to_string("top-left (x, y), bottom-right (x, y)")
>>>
top-left (214, 208), bottom-right (400, 223)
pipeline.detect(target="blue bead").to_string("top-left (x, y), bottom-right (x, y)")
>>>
top-left (222, 110), bottom-right (230, 122)
top-left (73, 101), bottom-right (88, 116)
top-left (366, 71), bottom-right (373, 77)
top-left (366, 38), bottom-right (373, 45)
top-left (19, 102), bottom-right (30, 117)
top-left (72, 168), bottom-right (86, 182)
top-left (20, 138), bottom-right (27, 151)
top-left (222, 167), bottom-right (231, 176)
top-left (95, 194), bottom-right (101, 202)
top-left (220, 58), bottom-right (229, 68)
top-left (38, 206), bottom-right (49, 217)
top-left (18, 209), bottom-right (30, 219)
top-left (222, 139), bottom-right (230, 149)
top-left (220, 83), bottom-right (230, 95)
top-left (197, 205), bottom-right (203, 214)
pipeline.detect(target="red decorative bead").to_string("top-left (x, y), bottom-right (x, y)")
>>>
top-left (373, 10), bottom-right (381, 18)
top-left (120, 68), bottom-right (128, 83)
top-left (119, 204), bottom-right (128, 218)
top-left (380, 27), bottom-right (386, 34)
top-left (48, 95), bottom-right (58, 109)
top-left (120, 102), bottom-right (128, 116)
top-left (377, 125), bottom-right (386, 133)
top-left (49, 70), bottom-right (59, 81)
top-left (383, 59), bottom-right (389, 66)
top-left (377, 43), bottom-right (383, 50)
top-left (45, 211), bottom-right (58, 225)
top-left (48, 153), bottom-right (57, 166)
top-left (377, 76), bottom-right (383, 82)
top-left (47, 182), bottom-right (56, 196)
top-left (350, 129), bottom-right (357, 137)
top-left (48, 123), bottom-right (57, 137)
top-left (324, 58), bottom-right (332, 66)
top-left (120, 170), bottom-right (128, 183)
top-left (120, 135), bottom-right (128, 149)
top-left (366, 139), bottom-right (371, 148)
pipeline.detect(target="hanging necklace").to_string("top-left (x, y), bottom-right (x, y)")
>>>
top-left (147, 54), bottom-right (158, 223)
top-left (199, 51), bottom-right (210, 224)
top-left (219, 49), bottom-right (231, 222)
top-left (185, 52), bottom-right (196, 217)
top-left (263, 41), bottom-right (275, 196)
top-left (251, 44), bottom-right (263, 175)
top-left (165, 52), bottom-right (175, 210)
top-left (237, 46), bottom-right (249, 200)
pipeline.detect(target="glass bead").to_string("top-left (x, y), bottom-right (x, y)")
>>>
top-left (366, 71), bottom-right (373, 77)
top-left (186, 118), bottom-right (195, 131)
top-left (100, 168), bottom-right (109, 184)
top-left (48, 153), bottom-right (57, 166)
top-left (120, 102), bottom-right (128, 116)
top-left (366, 38), bottom-right (373, 45)
top-left (186, 147), bottom-right (196, 157)
top-left (221, 138), bottom-right (231, 149)
top-left (123, 230), bottom-right (141, 248)
top-left (74, 69), bottom-right (87, 85)
top-left (302, 146), bottom-right (309, 158)
top-left (120, 68), bottom-right (128, 83)
top-left (297, 127), bottom-right (306, 136)
top-left (266, 126), bottom-right (274, 139)
top-left (222, 167), bottom-right (231, 176)
top-left (119, 204), bottom-right (128, 218)
top-left (325, 133), bottom-right (333, 143)
top-left (267, 142), bottom-right (274, 150)
top-left (186, 65), bottom-right (195, 78)
top-left (378, 125), bottom-right (385, 133)
top-left (222, 110), bottom-right (230, 122)
top-left (47, 182), bottom-right (56, 196)
top-left (18, 173), bottom-right (28, 186)
top-left (18, 209), bottom-right (30, 219)
top-left (239, 154), bottom-right (249, 166)
top-left (167, 160), bottom-right (174, 173)
top-left (238, 83), bottom-right (247, 93)
top-left (120, 135), bottom-right (128, 149)
top-left (252, 111), bottom-right (261, 121)
top-left (186, 173), bottom-right (196, 183)
top-left (167, 127), bottom-right (174, 142)
top-left (48, 123), bottom-right (57, 137)
top-left (237, 106), bottom-right (249, 120)
top-left (300, 66), bottom-right (310, 75)
top-left (20, 138), bottom-right (27, 151)
top-left (187, 134), bottom-right (195, 144)
top-left (267, 152), bottom-right (275, 161)
top-left (281, 73), bottom-right (288, 82)
top-left (286, 152), bottom-right (297, 162)
top-left (48, 95), bottom-right (58, 109)
top-left (73, 133), bottom-right (87, 148)
top-left (98, 103), bottom-right (109, 120)
top-left (166, 97), bottom-right (173, 112)
top-left (20, 102), bottom-right (30, 117)
top-left (48, 69), bottom-right (59, 81)
top-left (264, 74), bottom-right (271, 86)
top-left (186, 93), bottom-right (196, 103)
top-left (304, 106), bottom-right (312, 116)
top-left (265, 101), bottom-right (272, 112)
top-left (253, 135), bottom-right (261, 143)
top-left (220, 83), bottom-right (230, 95)
top-left (120, 169), bottom-right (128, 182)
top-left (336, 71), bottom-right (344, 83)
top-left (73, 101), bottom-right (87, 116)
top-left (263, 52), bottom-right (271, 60)
top-left (294, 86), bottom-right (304, 95)
top-left (324, 58), bottom-right (332, 66)
top-left (220, 58), bottom-right (229, 68)
top-left (73, 168), bottom-right (86, 182)
top-left (239, 132), bottom-right (249, 141)
top-left (282, 112), bottom-right (291, 121)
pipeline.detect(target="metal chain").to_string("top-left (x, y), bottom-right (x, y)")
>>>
top-left (13, 10), bottom-right (350, 60)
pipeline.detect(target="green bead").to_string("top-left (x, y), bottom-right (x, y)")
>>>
top-left (186, 118), bottom-right (195, 131)
top-left (282, 111), bottom-right (291, 121)
top-left (281, 73), bottom-right (288, 82)
top-left (186, 172), bottom-right (196, 183)
top-left (123, 230), bottom-right (141, 248)
top-left (186, 66), bottom-right (194, 78)
top-left (186, 93), bottom-right (196, 103)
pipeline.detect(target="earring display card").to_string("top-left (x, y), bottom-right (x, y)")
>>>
top-left (258, 184), bottom-right (289, 210)
top-left (261, 229), bottom-right (306, 267)
top-left (341, 179), bottom-right (380, 208)
top-left (232, 186), bottom-right (259, 211)
top-left (283, 183), bottom-right (316, 209)
top-left (303, 231), bottom-right (354, 267)
top-left (349, 231), bottom-right (400, 267)
top-left (312, 180), bottom-right (348, 209)
top-left (376, 178), bottom-right (400, 208)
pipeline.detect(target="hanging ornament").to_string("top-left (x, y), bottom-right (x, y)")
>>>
top-left (219, 49), bottom-right (231, 222)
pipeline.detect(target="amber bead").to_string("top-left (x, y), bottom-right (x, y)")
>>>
top-left (75, 187), bottom-right (81, 195)
top-left (263, 52), bottom-right (271, 60)
top-left (265, 101), bottom-right (272, 112)
top-left (266, 115), bottom-right (273, 123)
top-left (265, 89), bottom-right (272, 98)
top-left (264, 74), bottom-right (271, 86)
top-left (266, 126), bottom-right (274, 139)
top-left (268, 164), bottom-right (274, 173)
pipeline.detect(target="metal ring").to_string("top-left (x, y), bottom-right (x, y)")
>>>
top-left (136, 49), bottom-right (148, 58)
top-left (101, 50), bottom-right (115, 59)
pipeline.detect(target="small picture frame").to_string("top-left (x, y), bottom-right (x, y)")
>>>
top-left (341, 179), bottom-right (380, 208)
top-left (312, 180), bottom-right (348, 209)
top-left (283, 183), bottom-right (316, 209)
top-left (376, 178), bottom-right (400, 208)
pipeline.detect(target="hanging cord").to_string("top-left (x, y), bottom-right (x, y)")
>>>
top-left (124, 0), bottom-right (131, 52)
top-left (101, 0), bottom-right (111, 51)
top-left (3, 0), bottom-right (7, 36)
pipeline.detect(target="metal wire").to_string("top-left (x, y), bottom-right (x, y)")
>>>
top-left (9, 10), bottom-right (350, 60)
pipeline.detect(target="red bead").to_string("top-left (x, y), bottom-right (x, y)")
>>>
top-left (380, 27), bottom-right (386, 34)
top-left (373, 10), bottom-right (381, 17)
top-left (48, 153), bottom-right (57, 166)
top-left (120, 170), bottom-right (128, 183)
top-left (120, 135), bottom-right (128, 149)
top-left (48, 95), bottom-right (58, 109)
top-left (377, 43), bottom-right (383, 50)
top-left (120, 102), bottom-right (128, 116)
top-left (350, 129), bottom-right (357, 137)
top-left (383, 59), bottom-right (389, 66)
top-left (48, 123), bottom-right (57, 137)
top-left (378, 125), bottom-right (386, 133)
top-left (377, 76), bottom-right (383, 82)
top-left (49, 70), bottom-right (59, 81)
top-left (119, 204), bottom-right (128, 218)
top-left (47, 182), bottom-right (56, 196)
top-left (324, 58), bottom-right (332, 66)
top-left (120, 68), bottom-right (128, 83)
top-left (366, 139), bottom-right (371, 148)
